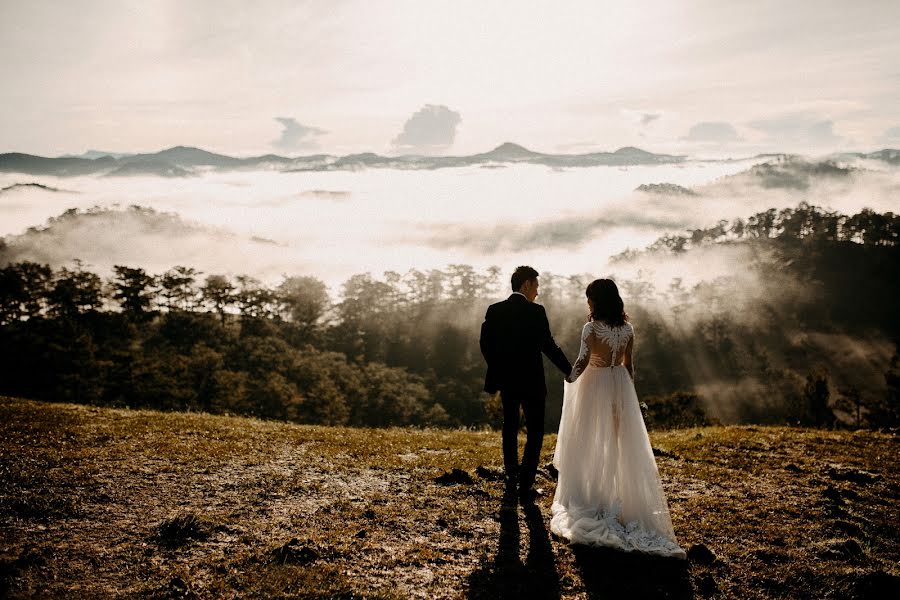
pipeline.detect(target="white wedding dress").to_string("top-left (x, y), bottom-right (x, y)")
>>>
top-left (550, 320), bottom-right (686, 559)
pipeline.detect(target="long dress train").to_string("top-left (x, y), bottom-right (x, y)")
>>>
top-left (550, 321), bottom-right (686, 559)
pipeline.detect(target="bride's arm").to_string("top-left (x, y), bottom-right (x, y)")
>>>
top-left (565, 323), bottom-right (592, 383)
top-left (622, 328), bottom-right (635, 381)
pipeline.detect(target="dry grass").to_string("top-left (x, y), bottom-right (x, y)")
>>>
top-left (1, 396), bottom-right (898, 599)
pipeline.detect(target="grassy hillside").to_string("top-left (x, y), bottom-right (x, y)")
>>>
top-left (1, 397), bottom-right (898, 599)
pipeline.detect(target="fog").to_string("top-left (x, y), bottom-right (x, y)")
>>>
top-left (5, 156), bottom-right (897, 295)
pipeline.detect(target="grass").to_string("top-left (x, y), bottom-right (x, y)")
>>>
top-left (1, 396), bottom-right (898, 599)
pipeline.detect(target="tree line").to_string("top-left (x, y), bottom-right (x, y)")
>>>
top-left (0, 261), bottom-right (508, 428)
top-left (1, 203), bottom-right (898, 430)
top-left (612, 202), bottom-right (898, 260)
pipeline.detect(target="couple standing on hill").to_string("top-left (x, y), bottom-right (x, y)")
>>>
top-left (479, 265), bottom-right (686, 559)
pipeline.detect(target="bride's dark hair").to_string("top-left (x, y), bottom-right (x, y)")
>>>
top-left (586, 278), bottom-right (628, 326)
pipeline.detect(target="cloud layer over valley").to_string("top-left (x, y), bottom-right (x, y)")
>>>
top-left (1, 155), bottom-right (898, 293)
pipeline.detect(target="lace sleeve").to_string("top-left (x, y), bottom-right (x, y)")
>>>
top-left (623, 322), bottom-right (635, 380)
top-left (566, 322), bottom-right (593, 383)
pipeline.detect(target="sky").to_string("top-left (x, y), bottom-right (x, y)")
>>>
top-left (1, 0), bottom-right (899, 158)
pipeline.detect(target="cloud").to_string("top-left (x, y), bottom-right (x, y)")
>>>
top-left (880, 125), bottom-right (900, 145)
top-left (553, 141), bottom-right (604, 153)
top-left (409, 156), bottom-right (900, 258)
top-left (621, 109), bottom-right (662, 128)
top-left (5, 154), bottom-right (896, 295)
top-left (423, 218), bottom-right (608, 253)
top-left (0, 205), bottom-right (301, 283)
top-left (391, 105), bottom-right (461, 155)
top-left (417, 210), bottom-right (697, 254)
top-left (297, 189), bottom-right (351, 201)
top-left (747, 112), bottom-right (841, 147)
top-left (682, 122), bottom-right (741, 143)
top-left (272, 117), bottom-right (328, 153)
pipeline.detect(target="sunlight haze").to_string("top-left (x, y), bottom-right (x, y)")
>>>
top-left (2, 0), bottom-right (899, 157)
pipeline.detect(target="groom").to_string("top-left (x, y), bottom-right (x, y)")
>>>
top-left (480, 266), bottom-right (572, 503)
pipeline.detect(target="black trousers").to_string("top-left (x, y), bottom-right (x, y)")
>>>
top-left (500, 389), bottom-right (545, 491)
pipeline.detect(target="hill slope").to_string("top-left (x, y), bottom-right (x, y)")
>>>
top-left (1, 397), bottom-right (898, 599)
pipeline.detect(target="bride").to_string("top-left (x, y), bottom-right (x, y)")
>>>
top-left (550, 278), bottom-right (686, 559)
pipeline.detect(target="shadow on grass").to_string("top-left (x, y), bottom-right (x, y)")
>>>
top-left (466, 491), bottom-right (560, 600)
top-left (572, 544), bottom-right (694, 599)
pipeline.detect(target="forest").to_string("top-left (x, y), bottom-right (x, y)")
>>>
top-left (1, 202), bottom-right (898, 430)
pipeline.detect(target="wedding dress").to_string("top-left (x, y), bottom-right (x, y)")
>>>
top-left (550, 320), bottom-right (686, 559)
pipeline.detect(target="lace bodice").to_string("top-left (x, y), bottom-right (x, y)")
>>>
top-left (567, 321), bottom-right (634, 383)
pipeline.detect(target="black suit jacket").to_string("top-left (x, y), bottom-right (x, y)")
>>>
top-left (479, 293), bottom-right (572, 397)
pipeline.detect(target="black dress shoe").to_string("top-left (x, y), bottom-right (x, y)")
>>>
top-left (518, 487), bottom-right (543, 504)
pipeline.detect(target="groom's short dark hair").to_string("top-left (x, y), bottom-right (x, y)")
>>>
top-left (511, 266), bottom-right (539, 292)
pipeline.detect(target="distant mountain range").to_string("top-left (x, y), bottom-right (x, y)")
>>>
top-left (0, 143), bottom-right (689, 177)
top-left (3, 144), bottom-right (897, 178)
